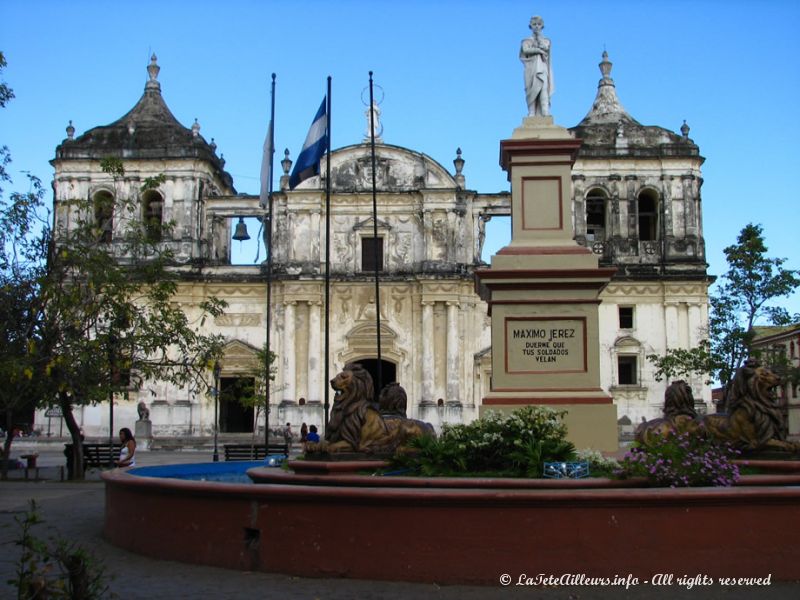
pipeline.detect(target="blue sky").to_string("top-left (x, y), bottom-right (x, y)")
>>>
top-left (2, 0), bottom-right (799, 315)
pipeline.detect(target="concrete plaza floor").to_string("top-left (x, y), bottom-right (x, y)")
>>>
top-left (1, 447), bottom-right (798, 599)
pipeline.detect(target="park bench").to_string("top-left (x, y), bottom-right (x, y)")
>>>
top-left (223, 443), bottom-right (289, 462)
top-left (64, 442), bottom-right (120, 478)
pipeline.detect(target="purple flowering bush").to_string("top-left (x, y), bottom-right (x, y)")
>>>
top-left (617, 430), bottom-right (741, 487)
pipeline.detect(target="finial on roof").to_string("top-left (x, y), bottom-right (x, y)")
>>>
top-left (219, 153), bottom-right (225, 168)
top-left (453, 147), bottom-right (465, 189)
top-left (66, 119), bottom-right (75, 141)
top-left (680, 119), bottom-right (690, 139)
top-left (281, 149), bottom-right (292, 175)
top-left (280, 149), bottom-right (292, 191)
top-left (209, 137), bottom-right (217, 152)
top-left (599, 51), bottom-right (613, 80)
top-left (576, 50), bottom-right (637, 127)
top-left (146, 53), bottom-right (161, 92)
top-left (192, 118), bottom-right (201, 138)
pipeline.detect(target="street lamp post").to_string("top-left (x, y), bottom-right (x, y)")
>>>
top-left (108, 329), bottom-right (117, 468)
top-left (213, 361), bottom-right (221, 462)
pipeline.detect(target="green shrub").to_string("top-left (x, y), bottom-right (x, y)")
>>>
top-left (395, 406), bottom-right (575, 477)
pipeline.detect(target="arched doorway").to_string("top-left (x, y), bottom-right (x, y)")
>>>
top-left (354, 358), bottom-right (396, 403)
top-left (219, 376), bottom-right (255, 433)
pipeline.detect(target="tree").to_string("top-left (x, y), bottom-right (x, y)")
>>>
top-left (1, 55), bottom-right (226, 476)
top-left (646, 340), bottom-right (717, 385)
top-left (32, 158), bottom-right (226, 478)
top-left (0, 51), bottom-right (51, 478)
top-left (0, 183), bottom-right (48, 477)
top-left (648, 223), bottom-right (799, 390)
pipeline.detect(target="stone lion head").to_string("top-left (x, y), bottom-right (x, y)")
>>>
top-left (326, 363), bottom-right (374, 449)
top-left (751, 366), bottom-right (782, 398)
top-left (727, 359), bottom-right (785, 444)
top-left (663, 380), bottom-right (697, 419)
top-left (728, 359), bottom-right (781, 410)
top-left (379, 382), bottom-right (407, 418)
top-left (330, 362), bottom-right (374, 405)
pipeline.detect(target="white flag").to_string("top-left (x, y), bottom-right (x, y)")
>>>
top-left (259, 119), bottom-right (273, 208)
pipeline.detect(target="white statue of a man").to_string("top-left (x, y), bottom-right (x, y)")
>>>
top-left (520, 15), bottom-right (554, 117)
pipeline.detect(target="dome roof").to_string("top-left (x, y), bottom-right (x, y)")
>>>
top-left (569, 52), bottom-right (700, 160)
top-left (55, 55), bottom-right (234, 188)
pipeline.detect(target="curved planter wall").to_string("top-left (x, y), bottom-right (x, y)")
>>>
top-left (103, 466), bottom-right (800, 585)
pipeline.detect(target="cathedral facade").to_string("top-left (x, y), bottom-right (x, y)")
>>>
top-left (41, 51), bottom-right (711, 442)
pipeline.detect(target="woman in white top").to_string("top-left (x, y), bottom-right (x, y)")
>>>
top-left (116, 427), bottom-right (136, 468)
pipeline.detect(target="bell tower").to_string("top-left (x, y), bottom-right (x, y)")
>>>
top-left (51, 54), bottom-right (235, 264)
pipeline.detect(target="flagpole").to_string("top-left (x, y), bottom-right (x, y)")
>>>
top-left (265, 73), bottom-right (276, 447)
top-left (369, 71), bottom-right (383, 398)
top-left (323, 76), bottom-right (332, 430)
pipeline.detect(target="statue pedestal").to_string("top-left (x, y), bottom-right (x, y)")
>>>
top-left (475, 119), bottom-right (618, 451)
top-left (135, 419), bottom-right (152, 451)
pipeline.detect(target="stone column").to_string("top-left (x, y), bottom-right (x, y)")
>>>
top-left (687, 303), bottom-right (702, 347)
top-left (624, 175), bottom-right (638, 238)
top-left (282, 301), bottom-right (296, 402)
top-left (309, 209), bottom-right (321, 265)
top-left (682, 175), bottom-right (697, 236)
top-left (307, 301), bottom-right (321, 402)
top-left (687, 301), bottom-right (707, 412)
top-left (677, 302), bottom-right (689, 348)
top-left (421, 301), bottom-right (434, 403)
top-left (664, 302), bottom-right (679, 349)
top-left (446, 301), bottom-right (461, 402)
top-left (422, 208), bottom-right (434, 263)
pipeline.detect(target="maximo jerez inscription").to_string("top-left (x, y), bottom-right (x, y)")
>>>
top-left (505, 317), bottom-right (586, 374)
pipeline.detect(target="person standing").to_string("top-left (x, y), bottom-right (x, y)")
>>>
top-left (283, 422), bottom-right (293, 448)
top-left (300, 422), bottom-right (308, 443)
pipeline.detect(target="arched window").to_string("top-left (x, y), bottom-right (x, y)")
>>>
top-left (637, 190), bottom-right (658, 241)
top-left (142, 190), bottom-right (163, 243)
top-left (93, 190), bottom-right (114, 243)
top-left (585, 188), bottom-right (606, 241)
top-left (613, 336), bottom-right (643, 387)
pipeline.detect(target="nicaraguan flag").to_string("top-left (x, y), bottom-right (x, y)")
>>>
top-left (259, 119), bottom-right (273, 209)
top-left (289, 97), bottom-right (328, 189)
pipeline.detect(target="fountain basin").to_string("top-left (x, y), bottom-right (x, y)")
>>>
top-left (103, 460), bottom-right (800, 584)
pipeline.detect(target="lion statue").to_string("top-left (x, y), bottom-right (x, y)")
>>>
top-left (379, 382), bottom-right (436, 448)
top-left (701, 359), bottom-right (798, 453)
top-left (636, 361), bottom-right (799, 454)
top-left (319, 363), bottom-right (387, 453)
top-left (305, 363), bottom-right (434, 455)
top-left (635, 380), bottom-right (700, 446)
top-left (379, 382), bottom-right (408, 418)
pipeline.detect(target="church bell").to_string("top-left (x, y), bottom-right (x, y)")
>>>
top-left (232, 217), bottom-right (250, 242)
